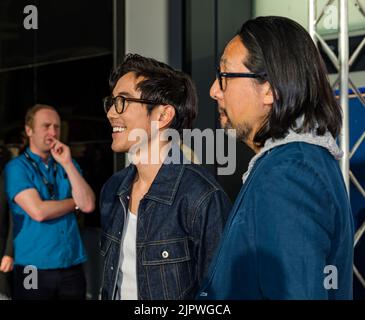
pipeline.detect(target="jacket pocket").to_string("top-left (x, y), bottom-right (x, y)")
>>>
top-left (141, 238), bottom-right (190, 265)
top-left (141, 238), bottom-right (194, 299)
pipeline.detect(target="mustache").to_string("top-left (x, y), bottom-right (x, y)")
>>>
top-left (218, 108), bottom-right (228, 117)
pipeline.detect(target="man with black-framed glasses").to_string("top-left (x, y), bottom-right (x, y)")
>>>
top-left (197, 16), bottom-right (353, 300)
top-left (99, 53), bottom-right (231, 300)
top-left (215, 66), bottom-right (266, 92)
top-left (4, 104), bottom-right (95, 300)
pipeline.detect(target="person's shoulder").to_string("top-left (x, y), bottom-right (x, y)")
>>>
top-left (4, 154), bottom-right (33, 197)
top-left (182, 163), bottom-right (223, 192)
top-left (259, 142), bottom-right (334, 171)
top-left (4, 154), bottom-right (27, 172)
top-left (252, 142), bottom-right (337, 194)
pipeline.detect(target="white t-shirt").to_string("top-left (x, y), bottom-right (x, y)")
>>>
top-left (119, 210), bottom-right (138, 300)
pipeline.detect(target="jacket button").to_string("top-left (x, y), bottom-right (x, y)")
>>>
top-left (111, 266), bottom-right (114, 270)
top-left (162, 251), bottom-right (169, 259)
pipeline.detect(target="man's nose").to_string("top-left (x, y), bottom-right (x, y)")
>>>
top-left (106, 105), bottom-right (118, 121)
top-left (49, 126), bottom-right (58, 136)
top-left (210, 79), bottom-right (221, 101)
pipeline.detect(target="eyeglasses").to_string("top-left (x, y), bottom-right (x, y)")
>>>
top-left (216, 66), bottom-right (267, 91)
top-left (103, 95), bottom-right (162, 114)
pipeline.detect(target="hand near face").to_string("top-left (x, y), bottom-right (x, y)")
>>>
top-left (50, 139), bottom-right (72, 166)
top-left (0, 255), bottom-right (13, 273)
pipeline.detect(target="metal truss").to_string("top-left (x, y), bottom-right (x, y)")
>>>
top-left (308, 0), bottom-right (365, 289)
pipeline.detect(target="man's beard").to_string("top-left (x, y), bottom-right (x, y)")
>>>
top-left (220, 109), bottom-right (252, 143)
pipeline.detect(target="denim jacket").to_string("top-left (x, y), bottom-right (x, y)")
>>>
top-left (198, 137), bottom-right (354, 300)
top-left (99, 161), bottom-right (231, 300)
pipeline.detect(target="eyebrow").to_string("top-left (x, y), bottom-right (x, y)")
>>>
top-left (42, 122), bottom-right (59, 126)
top-left (114, 91), bottom-right (133, 98)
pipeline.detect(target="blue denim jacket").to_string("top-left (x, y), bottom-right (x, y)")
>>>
top-left (198, 142), bottom-right (354, 300)
top-left (99, 161), bottom-right (231, 300)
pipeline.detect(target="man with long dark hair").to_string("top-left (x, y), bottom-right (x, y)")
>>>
top-left (198, 16), bottom-right (354, 300)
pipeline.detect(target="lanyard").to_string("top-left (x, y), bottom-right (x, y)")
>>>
top-left (24, 151), bottom-right (58, 200)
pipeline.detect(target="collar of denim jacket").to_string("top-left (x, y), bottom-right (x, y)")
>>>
top-left (116, 147), bottom-right (187, 205)
top-left (143, 161), bottom-right (185, 205)
top-left (241, 117), bottom-right (343, 184)
top-left (116, 164), bottom-right (137, 197)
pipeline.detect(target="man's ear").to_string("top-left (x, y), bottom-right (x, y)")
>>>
top-left (263, 82), bottom-right (274, 106)
top-left (158, 105), bottom-right (176, 129)
top-left (25, 125), bottom-right (33, 138)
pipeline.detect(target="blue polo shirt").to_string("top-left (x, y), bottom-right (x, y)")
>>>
top-left (4, 147), bottom-right (87, 269)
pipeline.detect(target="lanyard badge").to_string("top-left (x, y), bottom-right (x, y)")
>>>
top-left (24, 151), bottom-right (58, 200)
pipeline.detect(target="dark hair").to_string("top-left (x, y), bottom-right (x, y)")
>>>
top-left (237, 16), bottom-right (342, 147)
top-left (109, 53), bottom-right (198, 134)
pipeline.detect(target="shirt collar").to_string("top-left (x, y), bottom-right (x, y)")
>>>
top-left (26, 147), bottom-right (55, 166)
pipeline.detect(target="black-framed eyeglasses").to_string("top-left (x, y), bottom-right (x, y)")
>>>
top-left (103, 95), bottom-right (162, 114)
top-left (216, 66), bottom-right (267, 91)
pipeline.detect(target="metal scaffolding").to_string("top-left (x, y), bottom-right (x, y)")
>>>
top-left (308, 0), bottom-right (365, 289)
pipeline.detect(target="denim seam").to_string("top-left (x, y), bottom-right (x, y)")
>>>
top-left (142, 257), bottom-right (190, 266)
top-left (144, 165), bottom-right (185, 205)
top-left (185, 166), bottom-right (220, 189)
top-left (100, 245), bottom-right (111, 297)
top-left (160, 264), bottom-right (169, 300)
top-left (177, 283), bottom-right (195, 299)
top-left (144, 262), bottom-right (152, 300)
top-left (174, 263), bottom-right (182, 298)
top-left (139, 201), bottom-right (155, 240)
top-left (102, 232), bottom-right (121, 244)
top-left (138, 237), bottom-right (189, 246)
top-left (99, 240), bottom-right (112, 257)
top-left (191, 189), bottom-right (218, 235)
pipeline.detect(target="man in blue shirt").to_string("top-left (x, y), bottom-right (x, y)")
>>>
top-left (197, 16), bottom-right (354, 299)
top-left (4, 104), bottom-right (95, 300)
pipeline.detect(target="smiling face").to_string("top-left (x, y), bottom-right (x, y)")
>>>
top-left (107, 72), bottom-right (159, 154)
top-left (210, 36), bottom-right (272, 151)
top-left (26, 108), bottom-right (61, 158)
